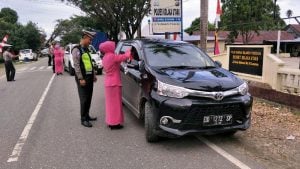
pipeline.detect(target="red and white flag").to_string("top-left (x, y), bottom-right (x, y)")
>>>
top-left (215, 0), bottom-right (222, 29)
top-left (0, 35), bottom-right (9, 53)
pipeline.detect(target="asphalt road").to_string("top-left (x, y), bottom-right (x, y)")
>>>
top-left (0, 58), bottom-right (268, 169)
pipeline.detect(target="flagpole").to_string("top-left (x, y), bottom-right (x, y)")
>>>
top-left (214, 0), bottom-right (221, 55)
top-left (181, 0), bottom-right (183, 41)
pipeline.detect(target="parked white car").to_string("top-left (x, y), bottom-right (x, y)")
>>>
top-left (40, 48), bottom-right (50, 57)
top-left (19, 49), bottom-right (38, 61)
top-left (64, 44), bottom-right (103, 75)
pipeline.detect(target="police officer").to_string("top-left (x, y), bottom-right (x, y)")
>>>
top-left (3, 47), bottom-right (16, 82)
top-left (50, 42), bottom-right (56, 73)
top-left (72, 30), bottom-right (97, 128)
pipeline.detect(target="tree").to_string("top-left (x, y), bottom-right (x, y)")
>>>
top-left (185, 17), bottom-right (215, 35)
top-left (221, 0), bottom-right (286, 44)
top-left (48, 16), bottom-right (104, 46)
top-left (0, 8), bottom-right (18, 24)
top-left (61, 0), bottom-right (150, 41)
top-left (0, 8), bottom-right (43, 52)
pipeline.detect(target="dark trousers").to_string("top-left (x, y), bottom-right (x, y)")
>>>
top-left (52, 56), bottom-right (55, 73)
top-left (75, 76), bottom-right (94, 122)
top-left (48, 55), bottom-right (52, 66)
top-left (4, 61), bottom-right (15, 81)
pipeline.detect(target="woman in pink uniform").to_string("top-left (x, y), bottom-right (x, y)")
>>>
top-left (54, 44), bottom-right (64, 75)
top-left (99, 41), bottom-right (132, 129)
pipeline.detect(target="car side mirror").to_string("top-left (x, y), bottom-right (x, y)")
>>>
top-left (215, 60), bottom-right (222, 68)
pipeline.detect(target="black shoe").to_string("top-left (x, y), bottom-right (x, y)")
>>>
top-left (81, 121), bottom-right (93, 128)
top-left (108, 124), bottom-right (123, 130)
top-left (88, 116), bottom-right (97, 121)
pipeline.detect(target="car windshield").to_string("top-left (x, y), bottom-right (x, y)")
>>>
top-left (20, 49), bottom-right (31, 54)
top-left (144, 43), bottom-right (215, 69)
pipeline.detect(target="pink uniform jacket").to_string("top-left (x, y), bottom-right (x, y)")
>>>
top-left (99, 41), bottom-right (131, 125)
top-left (54, 47), bottom-right (64, 74)
top-left (100, 41), bottom-right (131, 86)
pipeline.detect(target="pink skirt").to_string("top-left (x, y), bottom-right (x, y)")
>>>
top-left (104, 86), bottom-right (124, 125)
top-left (55, 58), bottom-right (63, 73)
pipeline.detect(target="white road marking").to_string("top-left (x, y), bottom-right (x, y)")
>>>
top-left (196, 136), bottom-right (252, 169)
top-left (47, 66), bottom-right (52, 69)
top-left (7, 74), bottom-right (56, 163)
top-left (39, 66), bottom-right (45, 70)
top-left (29, 67), bottom-right (36, 71)
top-left (18, 67), bottom-right (28, 71)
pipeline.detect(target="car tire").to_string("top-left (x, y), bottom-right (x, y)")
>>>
top-left (220, 131), bottom-right (237, 137)
top-left (69, 62), bottom-right (75, 76)
top-left (145, 101), bottom-right (160, 143)
top-left (97, 68), bottom-right (103, 75)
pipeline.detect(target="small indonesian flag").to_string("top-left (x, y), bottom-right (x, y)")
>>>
top-left (0, 35), bottom-right (9, 53)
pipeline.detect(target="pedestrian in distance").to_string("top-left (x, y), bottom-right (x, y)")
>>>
top-left (54, 43), bottom-right (64, 75)
top-left (47, 44), bottom-right (52, 66)
top-left (72, 30), bottom-right (98, 128)
top-left (2, 47), bottom-right (16, 82)
top-left (99, 41), bottom-right (132, 130)
top-left (49, 42), bottom-right (56, 73)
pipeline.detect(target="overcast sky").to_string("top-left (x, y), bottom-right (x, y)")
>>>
top-left (0, 0), bottom-right (299, 38)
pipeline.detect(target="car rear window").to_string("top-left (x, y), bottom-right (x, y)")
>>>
top-left (144, 43), bottom-right (215, 68)
top-left (20, 49), bottom-right (31, 54)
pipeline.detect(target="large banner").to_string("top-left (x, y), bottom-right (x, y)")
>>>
top-left (151, 0), bottom-right (182, 34)
top-left (229, 47), bottom-right (264, 76)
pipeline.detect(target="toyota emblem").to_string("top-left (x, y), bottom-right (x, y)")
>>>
top-left (214, 92), bottom-right (224, 101)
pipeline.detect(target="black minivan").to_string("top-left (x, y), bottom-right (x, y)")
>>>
top-left (116, 39), bottom-right (252, 142)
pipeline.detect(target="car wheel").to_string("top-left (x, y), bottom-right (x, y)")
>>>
top-left (97, 68), bottom-right (103, 75)
top-left (69, 62), bottom-right (75, 76)
top-left (145, 101), bottom-right (160, 142)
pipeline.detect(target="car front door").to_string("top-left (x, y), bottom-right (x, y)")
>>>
top-left (118, 43), bottom-right (143, 117)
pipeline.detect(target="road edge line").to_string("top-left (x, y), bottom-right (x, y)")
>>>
top-left (196, 135), bottom-right (252, 169)
top-left (7, 74), bottom-right (56, 163)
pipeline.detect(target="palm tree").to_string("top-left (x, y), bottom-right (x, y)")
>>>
top-left (286, 9), bottom-right (293, 24)
top-left (200, 0), bottom-right (208, 52)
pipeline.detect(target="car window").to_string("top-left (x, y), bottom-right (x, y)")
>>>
top-left (120, 45), bottom-right (131, 54)
top-left (20, 49), bottom-right (31, 54)
top-left (65, 46), bottom-right (70, 53)
top-left (144, 43), bottom-right (215, 68)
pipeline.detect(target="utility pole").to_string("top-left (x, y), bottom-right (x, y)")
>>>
top-left (200, 0), bottom-right (208, 52)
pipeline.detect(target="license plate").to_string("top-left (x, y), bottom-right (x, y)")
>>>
top-left (203, 114), bottom-right (233, 126)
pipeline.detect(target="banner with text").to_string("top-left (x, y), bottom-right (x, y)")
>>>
top-left (229, 47), bottom-right (264, 76)
top-left (151, 0), bottom-right (182, 34)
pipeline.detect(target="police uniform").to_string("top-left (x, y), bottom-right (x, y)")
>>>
top-left (72, 31), bottom-right (97, 127)
top-left (3, 49), bottom-right (16, 82)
